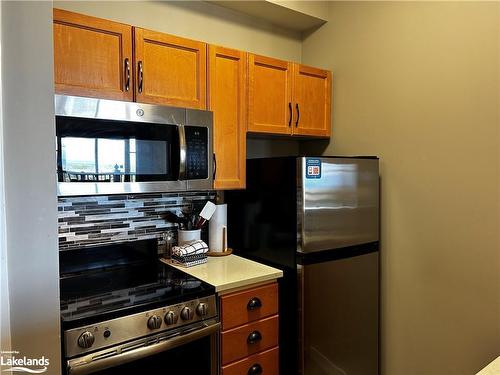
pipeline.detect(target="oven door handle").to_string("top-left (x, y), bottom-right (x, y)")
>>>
top-left (68, 322), bottom-right (220, 375)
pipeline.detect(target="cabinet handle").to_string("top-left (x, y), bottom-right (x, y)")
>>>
top-left (247, 330), bottom-right (262, 345)
top-left (124, 58), bottom-right (130, 92)
top-left (247, 297), bottom-right (262, 311)
top-left (288, 102), bottom-right (292, 127)
top-left (295, 103), bottom-right (300, 127)
top-left (138, 61), bottom-right (143, 94)
top-left (213, 153), bottom-right (217, 180)
top-left (247, 364), bottom-right (263, 375)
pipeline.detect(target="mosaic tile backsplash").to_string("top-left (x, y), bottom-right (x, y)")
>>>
top-left (58, 192), bottom-right (215, 251)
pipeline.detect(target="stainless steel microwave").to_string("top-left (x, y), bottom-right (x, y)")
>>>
top-left (55, 95), bottom-right (213, 196)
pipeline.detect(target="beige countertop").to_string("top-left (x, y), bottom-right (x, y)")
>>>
top-left (161, 255), bottom-right (283, 293)
top-left (477, 357), bottom-right (500, 375)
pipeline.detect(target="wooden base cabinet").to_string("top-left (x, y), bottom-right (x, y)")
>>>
top-left (220, 283), bottom-right (279, 374)
top-left (208, 46), bottom-right (247, 190)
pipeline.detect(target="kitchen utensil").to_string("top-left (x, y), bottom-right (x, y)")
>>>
top-left (178, 229), bottom-right (202, 245)
top-left (195, 201), bottom-right (217, 229)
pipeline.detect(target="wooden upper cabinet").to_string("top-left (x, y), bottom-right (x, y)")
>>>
top-left (248, 54), bottom-right (293, 135)
top-left (208, 46), bottom-right (247, 190)
top-left (53, 9), bottom-right (133, 101)
top-left (292, 64), bottom-right (332, 137)
top-left (134, 28), bottom-right (207, 109)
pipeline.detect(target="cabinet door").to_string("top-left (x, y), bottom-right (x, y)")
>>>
top-left (208, 46), bottom-right (247, 190)
top-left (134, 28), bottom-right (207, 109)
top-left (248, 54), bottom-right (293, 135)
top-left (292, 64), bottom-right (332, 137)
top-left (53, 9), bottom-right (133, 101)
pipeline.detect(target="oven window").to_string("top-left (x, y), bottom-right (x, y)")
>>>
top-left (91, 335), bottom-right (211, 374)
top-left (56, 117), bottom-right (179, 183)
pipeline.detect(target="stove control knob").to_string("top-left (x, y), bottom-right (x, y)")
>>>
top-left (196, 303), bottom-right (208, 317)
top-left (180, 307), bottom-right (193, 321)
top-left (164, 311), bottom-right (177, 325)
top-left (77, 331), bottom-right (95, 349)
top-left (147, 315), bottom-right (162, 330)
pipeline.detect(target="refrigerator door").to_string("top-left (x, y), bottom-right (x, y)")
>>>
top-left (298, 157), bottom-right (379, 253)
top-left (298, 250), bottom-right (379, 375)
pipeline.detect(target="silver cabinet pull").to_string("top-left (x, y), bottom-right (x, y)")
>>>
top-left (124, 58), bottom-right (130, 92)
top-left (138, 61), bottom-right (143, 94)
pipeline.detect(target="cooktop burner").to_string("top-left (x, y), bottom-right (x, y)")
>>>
top-left (60, 261), bottom-right (213, 329)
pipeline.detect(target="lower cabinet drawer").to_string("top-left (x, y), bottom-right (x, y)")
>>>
top-left (222, 346), bottom-right (279, 375)
top-left (221, 315), bottom-right (279, 365)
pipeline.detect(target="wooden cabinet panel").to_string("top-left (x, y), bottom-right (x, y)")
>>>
top-left (248, 54), bottom-right (292, 135)
top-left (53, 9), bottom-right (133, 101)
top-left (292, 64), bottom-right (331, 137)
top-left (208, 46), bottom-right (246, 190)
top-left (134, 28), bottom-right (206, 109)
top-left (222, 347), bottom-right (279, 375)
top-left (221, 283), bottom-right (278, 331)
top-left (221, 315), bottom-right (279, 365)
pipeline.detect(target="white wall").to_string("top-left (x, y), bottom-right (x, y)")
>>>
top-left (2, 2), bottom-right (60, 374)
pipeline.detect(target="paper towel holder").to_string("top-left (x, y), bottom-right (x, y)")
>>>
top-left (207, 226), bottom-right (233, 257)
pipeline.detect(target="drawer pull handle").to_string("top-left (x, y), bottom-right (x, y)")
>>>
top-left (248, 363), bottom-right (263, 375)
top-left (247, 330), bottom-right (262, 345)
top-left (247, 297), bottom-right (262, 311)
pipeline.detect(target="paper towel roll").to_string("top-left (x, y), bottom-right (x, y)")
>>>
top-left (209, 204), bottom-right (227, 252)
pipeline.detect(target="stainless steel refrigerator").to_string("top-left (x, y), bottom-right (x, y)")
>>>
top-left (226, 156), bottom-right (380, 375)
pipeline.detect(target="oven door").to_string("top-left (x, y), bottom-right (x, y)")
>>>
top-left (67, 321), bottom-right (219, 375)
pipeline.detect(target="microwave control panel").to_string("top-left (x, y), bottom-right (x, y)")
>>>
top-left (185, 126), bottom-right (208, 180)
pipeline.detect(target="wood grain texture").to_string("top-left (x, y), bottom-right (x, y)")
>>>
top-left (221, 282), bottom-right (278, 331)
top-left (53, 8), bottom-right (133, 101)
top-left (221, 315), bottom-right (279, 365)
top-left (248, 54), bottom-right (293, 135)
top-left (221, 346), bottom-right (279, 375)
top-left (208, 45), bottom-right (247, 190)
top-left (292, 63), bottom-right (332, 137)
top-left (134, 28), bottom-right (206, 109)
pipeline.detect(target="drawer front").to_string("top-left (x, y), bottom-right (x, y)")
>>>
top-left (222, 315), bottom-right (278, 365)
top-left (221, 282), bottom-right (278, 330)
top-left (222, 347), bottom-right (279, 375)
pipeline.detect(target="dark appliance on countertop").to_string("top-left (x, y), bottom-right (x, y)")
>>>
top-left (55, 94), bottom-right (213, 196)
top-left (226, 156), bottom-right (380, 375)
top-left (59, 239), bottom-right (218, 374)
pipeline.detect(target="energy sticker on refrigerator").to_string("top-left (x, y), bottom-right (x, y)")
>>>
top-left (306, 158), bottom-right (322, 179)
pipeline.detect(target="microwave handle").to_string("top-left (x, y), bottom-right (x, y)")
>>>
top-left (179, 125), bottom-right (187, 180)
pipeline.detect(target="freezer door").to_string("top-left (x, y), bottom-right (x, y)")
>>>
top-left (298, 157), bottom-right (379, 253)
top-left (298, 251), bottom-right (379, 375)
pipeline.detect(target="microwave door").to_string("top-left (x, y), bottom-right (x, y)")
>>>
top-left (56, 115), bottom-right (187, 196)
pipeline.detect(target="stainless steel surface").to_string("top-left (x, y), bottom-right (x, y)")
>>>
top-left (55, 95), bottom-right (214, 196)
top-left (179, 125), bottom-right (187, 180)
top-left (67, 320), bottom-right (220, 375)
top-left (124, 58), bottom-right (130, 92)
top-left (64, 295), bottom-right (217, 358)
top-left (138, 61), bottom-right (143, 93)
top-left (298, 251), bottom-right (379, 375)
top-left (298, 157), bottom-right (379, 253)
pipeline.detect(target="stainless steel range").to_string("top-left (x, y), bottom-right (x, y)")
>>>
top-left (59, 239), bottom-right (219, 375)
